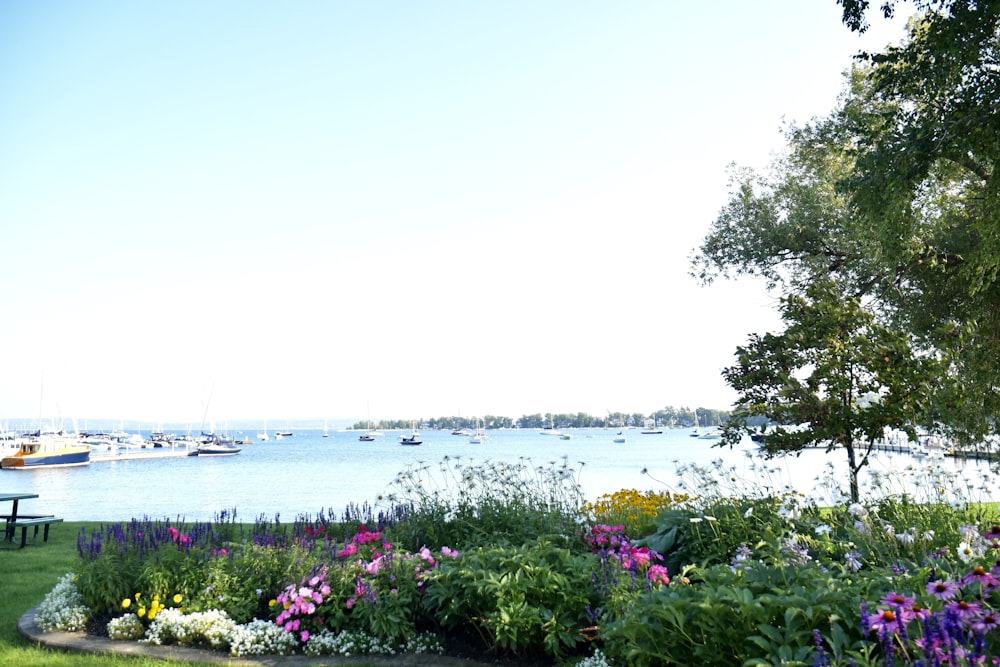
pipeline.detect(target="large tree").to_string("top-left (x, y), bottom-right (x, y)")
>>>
top-left (841, 0), bottom-right (1000, 439)
top-left (694, 2), bottom-right (1000, 441)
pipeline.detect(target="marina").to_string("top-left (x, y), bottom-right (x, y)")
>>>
top-left (1, 426), bottom-right (998, 522)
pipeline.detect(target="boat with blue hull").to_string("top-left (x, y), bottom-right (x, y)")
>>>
top-left (1, 439), bottom-right (91, 469)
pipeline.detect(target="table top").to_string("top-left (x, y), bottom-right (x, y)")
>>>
top-left (0, 492), bottom-right (39, 502)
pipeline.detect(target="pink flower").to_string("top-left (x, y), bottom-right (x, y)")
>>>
top-left (441, 546), bottom-right (459, 558)
top-left (867, 609), bottom-right (902, 634)
top-left (419, 546), bottom-right (436, 566)
top-left (300, 630), bottom-right (310, 642)
top-left (345, 597), bottom-right (356, 610)
top-left (647, 564), bottom-right (670, 586)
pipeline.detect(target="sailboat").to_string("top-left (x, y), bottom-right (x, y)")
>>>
top-left (322, 419), bottom-right (329, 438)
top-left (469, 418), bottom-right (487, 444)
top-left (257, 421), bottom-right (270, 442)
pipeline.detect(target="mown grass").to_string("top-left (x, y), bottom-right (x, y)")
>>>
top-left (0, 521), bottom-right (211, 666)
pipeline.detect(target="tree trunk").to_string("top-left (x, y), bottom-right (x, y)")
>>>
top-left (844, 438), bottom-right (860, 503)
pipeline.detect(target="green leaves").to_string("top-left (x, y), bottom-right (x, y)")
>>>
top-left (721, 279), bottom-right (940, 501)
top-left (420, 538), bottom-right (597, 659)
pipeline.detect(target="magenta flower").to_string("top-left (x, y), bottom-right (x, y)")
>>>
top-left (300, 630), bottom-right (310, 642)
top-left (926, 579), bottom-right (960, 600)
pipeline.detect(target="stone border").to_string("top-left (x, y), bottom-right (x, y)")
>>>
top-left (18, 606), bottom-right (491, 666)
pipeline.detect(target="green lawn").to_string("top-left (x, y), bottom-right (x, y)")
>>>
top-left (0, 521), bottom-right (235, 667)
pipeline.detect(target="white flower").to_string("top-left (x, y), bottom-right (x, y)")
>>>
top-left (35, 574), bottom-right (90, 633)
top-left (958, 541), bottom-right (975, 563)
top-left (845, 551), bottom-right (863, 572)
top-left (814, 524), bottom-right (832, 536)
top-left (744, 507), bottom-right (754, 518)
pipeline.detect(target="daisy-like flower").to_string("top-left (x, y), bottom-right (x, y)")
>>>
top-left (971, 610), bottom-right (1000, 634)
top-left (985, 525), bottom-right (1000, 542)
top-left (962, 565), bottom-right (1000, 590)
top-left (880, 592), bottom-right (916, 609)
top-left (945, 599), bottom-right (982, 621)
top-left (926, 579), bottom-right (960, 600)
top-left (867, 609), bottom-right (901, 634)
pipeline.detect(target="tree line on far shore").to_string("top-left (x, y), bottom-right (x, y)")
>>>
top-left (351, 406), bottom-right (735, 431)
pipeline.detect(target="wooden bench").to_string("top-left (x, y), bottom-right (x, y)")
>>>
top-left (8, 517), bottom-right (62, 548)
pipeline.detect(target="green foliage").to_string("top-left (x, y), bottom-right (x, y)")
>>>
top-left (601, 558), bottom-right (877, 667)
top-left (421, 537), bottom-right (598, 659)
top-left (383, 456), bottom-right (587, 550)
top-left (720, 278), bottom-right (941, 501)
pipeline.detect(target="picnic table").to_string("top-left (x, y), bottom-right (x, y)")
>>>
top-left (1, 492), bottom-right (40, 539)
top-left (0, 492), bottom-right (62, 546)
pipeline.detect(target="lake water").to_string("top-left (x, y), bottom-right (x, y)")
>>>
top-left (2, 428), bottom-right (997, 521)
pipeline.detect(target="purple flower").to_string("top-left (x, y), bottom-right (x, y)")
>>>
top-left (926, 579), bottom-right (960, 600)
top-left (880, 592), bottom-right (916, 609)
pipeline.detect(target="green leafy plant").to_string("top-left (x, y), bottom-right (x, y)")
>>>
top-left (421, 537), bottom-right (598, 659)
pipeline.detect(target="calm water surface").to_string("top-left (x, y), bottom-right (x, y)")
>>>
top-left (2, 428), bottom-right (996, 521)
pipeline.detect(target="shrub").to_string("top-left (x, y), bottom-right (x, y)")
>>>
top-left (421, 537), bottom-right (599, 659)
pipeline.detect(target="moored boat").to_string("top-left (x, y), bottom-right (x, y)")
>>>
top-left (1, 439), bottom-right (91, 469)
top-left (192, 435), bottom-right (242, 456)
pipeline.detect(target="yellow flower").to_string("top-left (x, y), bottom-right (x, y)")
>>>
top-left (135, 593), bottom-right (142, 600)
top-left (268, 599), bottom-right (277, 607)
top-left (173, 594), bottom-right (183, 605)
top-left (137, 607), bottom-right (146, 618)
top-left (121, 598), bottom-right (131, 609)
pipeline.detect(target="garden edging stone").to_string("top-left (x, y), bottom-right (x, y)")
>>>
top-left (19, 605), bottom-right (493, 667)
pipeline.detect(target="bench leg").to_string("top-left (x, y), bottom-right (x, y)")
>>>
top-left (19, 527), bottom-right (27, 549)
top-left (43, 524), bottom-right (50, 542)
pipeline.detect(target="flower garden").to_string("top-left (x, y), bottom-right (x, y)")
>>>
top-left (32, 454), bottom-right (1000, 666)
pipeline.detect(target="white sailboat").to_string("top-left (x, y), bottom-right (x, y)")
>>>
top-left (257, 421), bottom-right (270, 442)
top-left (469, 418), bottom-right (487, 444)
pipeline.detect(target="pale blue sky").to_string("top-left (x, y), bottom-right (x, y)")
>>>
top-left (0, 2), bottom-right (912, 425)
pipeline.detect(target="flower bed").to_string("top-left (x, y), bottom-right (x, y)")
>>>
top-left (31, 455), bottom-right (1000, 665)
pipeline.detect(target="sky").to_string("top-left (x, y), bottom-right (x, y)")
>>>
top-left (0, 2), bottom-right (914, 427)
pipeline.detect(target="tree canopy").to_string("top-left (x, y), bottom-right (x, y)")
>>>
top-left (693, 1), bottom-right (1000, 442)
